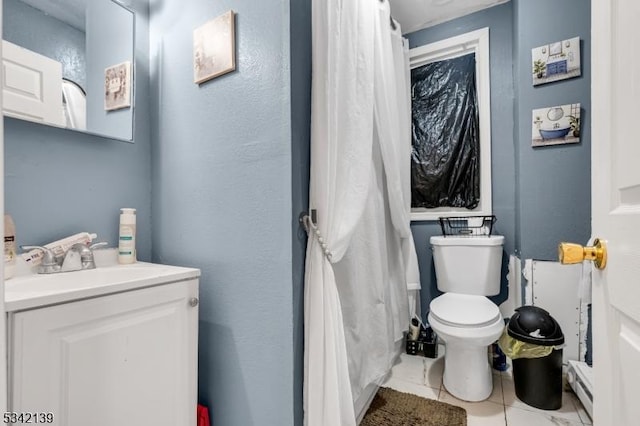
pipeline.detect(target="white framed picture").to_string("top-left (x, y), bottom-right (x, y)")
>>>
top-left (193, 10), bottom-right (236, 84)
top-left (104, 61), bottom-right (132, 111)
top-left (532, 103), bottom-right (581, 147)
top-left (532, 37), bottom-right (581, 86)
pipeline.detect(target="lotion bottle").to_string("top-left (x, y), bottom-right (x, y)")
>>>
top-left (118, 208), bottom-right (136, 264)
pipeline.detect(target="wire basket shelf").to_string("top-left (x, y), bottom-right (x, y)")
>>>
top-left (439, 215), bottom-right (496, 237)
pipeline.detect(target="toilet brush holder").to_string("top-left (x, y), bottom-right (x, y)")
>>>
top-left (420, 327), bottom-right (439, 358)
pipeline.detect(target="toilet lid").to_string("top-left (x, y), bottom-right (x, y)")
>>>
top-left (430, 293), bottom-right (501, 328)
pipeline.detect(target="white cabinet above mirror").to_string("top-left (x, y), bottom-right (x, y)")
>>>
top-left (2, 0), bottom-right (135, 142)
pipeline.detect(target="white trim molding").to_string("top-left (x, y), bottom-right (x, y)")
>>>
top-left (409, 27), bottom-right (492, 221)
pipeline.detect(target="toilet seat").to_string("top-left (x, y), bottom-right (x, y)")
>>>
top-left (430, 293), bottom-right (500, 328)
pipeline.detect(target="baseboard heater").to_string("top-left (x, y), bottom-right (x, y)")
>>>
top-left (567, 360), bottom-right (593, 420)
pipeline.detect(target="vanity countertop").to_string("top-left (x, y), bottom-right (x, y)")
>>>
top-left (4, 250), bottom-right (200, 312)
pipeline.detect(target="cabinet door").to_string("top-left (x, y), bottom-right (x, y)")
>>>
top-left (10, 280), bottom-right (198, 426)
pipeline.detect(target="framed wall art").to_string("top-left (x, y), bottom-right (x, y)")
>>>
top-left (532, 37), bottom-right (581, 86)
top-left (193, 10), bottom-right (236, 84)
top-left (532, 103), bottom-right (581, 147)
top-left (104, 61), bottom-right (131, 111)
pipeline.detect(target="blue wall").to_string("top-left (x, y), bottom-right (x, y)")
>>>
top-left (149, 0), bottom-right (303, 424)
top-left (406, 3), bottom-right (516, 314)
top-left (513, 0), bottom-right (591, 260)
top-left (4, 0), bottom-right (151, 260)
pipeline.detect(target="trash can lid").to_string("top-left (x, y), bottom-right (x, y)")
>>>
top-left (507, 306), bottom-right (564, 346)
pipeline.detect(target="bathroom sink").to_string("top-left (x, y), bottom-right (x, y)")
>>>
top-left (4, 255), bottom-right (200, 312)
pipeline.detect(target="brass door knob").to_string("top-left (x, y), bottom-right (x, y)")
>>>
top-left (558, 238), bottom-right (607, 270)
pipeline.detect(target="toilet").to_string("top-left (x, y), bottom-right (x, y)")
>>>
top-left (427, 235), bottom-right (505, 402)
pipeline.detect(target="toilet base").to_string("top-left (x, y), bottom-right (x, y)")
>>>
top-left (442, 342), bottom-right (493, 401)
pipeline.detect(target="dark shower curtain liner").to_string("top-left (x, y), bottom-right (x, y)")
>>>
top-left (410, 53), bottom-right (480, 209)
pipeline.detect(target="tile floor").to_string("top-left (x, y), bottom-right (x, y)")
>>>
top-left (382, 346), bottom-right (592, 426)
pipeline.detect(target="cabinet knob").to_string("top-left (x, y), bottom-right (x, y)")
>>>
top-left (189, 297), bottom-right (199, 307)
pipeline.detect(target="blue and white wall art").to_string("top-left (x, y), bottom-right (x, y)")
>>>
top-left (532, 103), bottom-right (581, 147)
top-left (532, 36), bottom-right (581, 86)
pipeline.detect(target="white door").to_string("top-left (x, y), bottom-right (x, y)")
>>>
top-left (592, 1), bottom-right (640, 425)
top-left (1, 40), bottom-right (64, 126)
top-left (9, 281), bottom-right (198, 426)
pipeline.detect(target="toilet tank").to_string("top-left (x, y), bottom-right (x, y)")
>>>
top-left (430, 235), bottom-right (504, 296)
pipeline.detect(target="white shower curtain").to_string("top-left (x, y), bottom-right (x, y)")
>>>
top-left (304, 1), bottom-right (419, 425)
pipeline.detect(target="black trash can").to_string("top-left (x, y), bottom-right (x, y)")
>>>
top-left (507, 306), bottom-right (564, 410)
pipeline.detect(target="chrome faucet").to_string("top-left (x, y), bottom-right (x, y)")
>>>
top-left (66, 242), bottom-right (109, 270)
top-left (21, 242), bottom-right (108, 274)
top-left (21, 245), bottom-right (61, 274)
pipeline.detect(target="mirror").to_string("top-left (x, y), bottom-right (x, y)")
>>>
top-left (2, 0), bottom-right (135, 142)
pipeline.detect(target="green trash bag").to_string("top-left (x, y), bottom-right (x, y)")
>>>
top-left (497, 329), bottom-right (558, 359)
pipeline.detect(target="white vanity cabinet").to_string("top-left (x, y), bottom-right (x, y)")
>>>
top-left (5, 262), bottom-right (200, 426)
